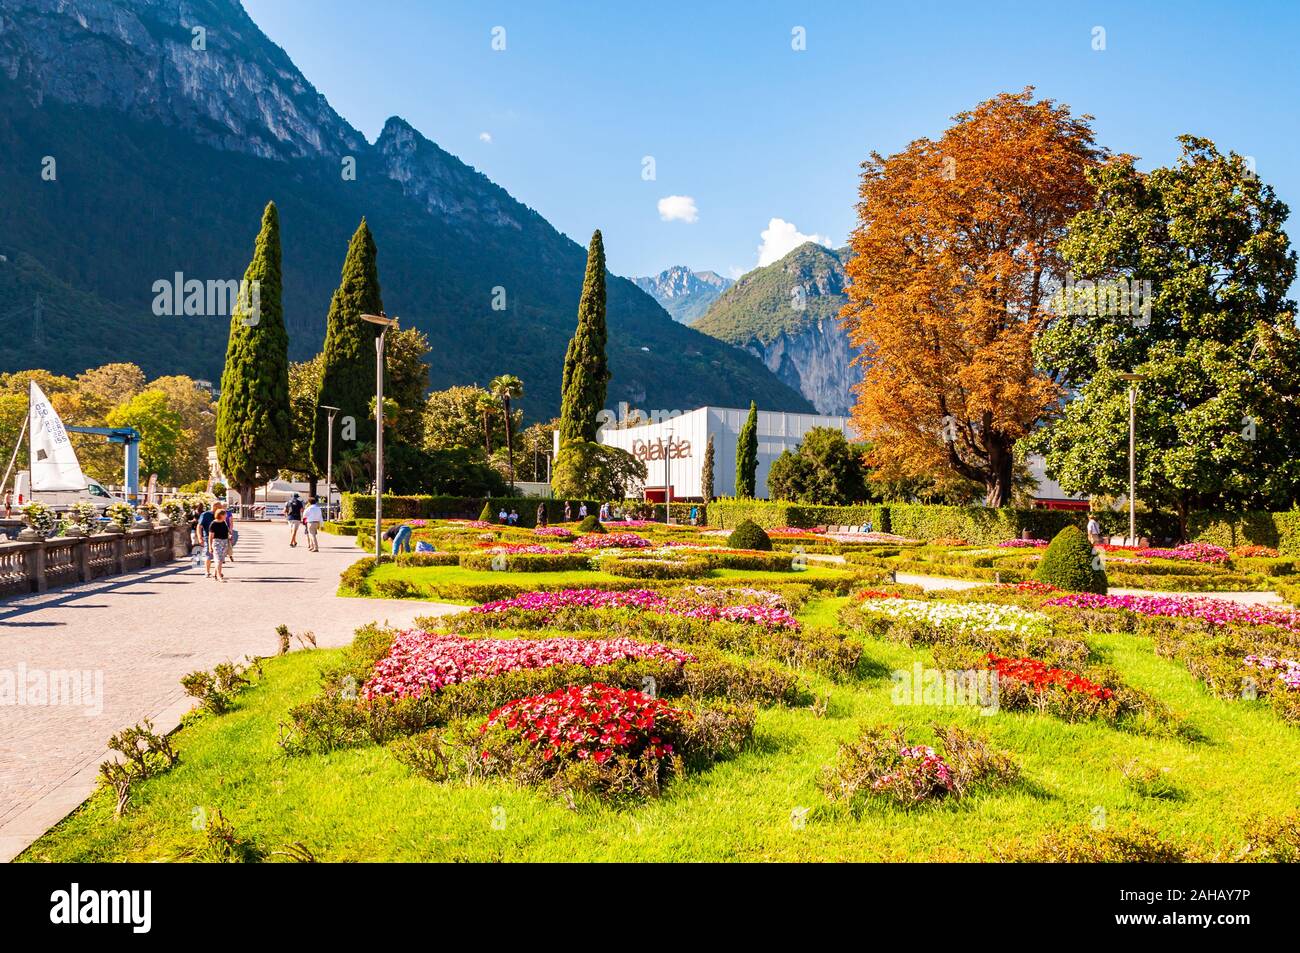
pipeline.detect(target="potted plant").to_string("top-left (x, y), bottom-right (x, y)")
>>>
top-left (137, 501), bottom-right (161, 527)
top-left (160, 497), bottom-right (186, 525)
top-left (104, 501), bottom-right (135, 533)
top-left (64, 501), bottom-right (97, 537)
top-left (19, 501), bottom-right (55, 541)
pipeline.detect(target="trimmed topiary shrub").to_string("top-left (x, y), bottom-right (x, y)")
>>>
top-left (727, 519), bottom-right (772, 552)
top-left (1035, 526), bottom-right (1107, 594)
top-left (478, 501), bottom-right (494, 522)
top-left (577, 515), bottom-right (606, 534)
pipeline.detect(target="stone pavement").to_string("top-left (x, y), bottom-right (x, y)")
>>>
top-left (0, 521), bottom-right (459, 861)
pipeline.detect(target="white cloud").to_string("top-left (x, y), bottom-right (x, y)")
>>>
top-left (479, 131), bottom-right (492, 143)
top-left (756, 217), bottom-right (831, 266)
top-left (657, 195), bottom-right (698, 223)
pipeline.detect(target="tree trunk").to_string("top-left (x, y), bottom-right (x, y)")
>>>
top-left (308, 475), bottom-right (319, 499)
top-left (503, 397), bottom-right (516, 491)
top-left (1176, 496), bottom-right (1189, 544)
top-left (483, 412), bottom-right (493, 456)
top-left (984, 436), bottom-right (1014, 508)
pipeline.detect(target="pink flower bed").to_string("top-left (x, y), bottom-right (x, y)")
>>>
top-left (769, 526), bottom-right (826, 536)
top-left (471, 587), bottom-right (800, 629)
top-left (449, 519), bottom-right (493, 529)
top-left (603, 520), bottom-right (658, 528)
top-left (534, 527), bottom-right (574, 538)
top-left (996, 538), bottom-right (1048, 548)
top-left (1045, 592), bottom-right (1300, 634)
top-left (363, 632), bottom-right (694, 699)
top-left (1136, 542), bottom-right (1230, 564)
top-left (571, 532), bottom-right (652, 550)
top-left (480, 543), bottom-right (570, 555)
top-left (1244, 655), bottom-right (1300, 691)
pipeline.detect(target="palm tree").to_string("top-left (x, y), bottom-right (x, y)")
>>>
top-left (490, 374), bottom-right (525, 492)
top-left (474, 391), bottom-right (497, 457)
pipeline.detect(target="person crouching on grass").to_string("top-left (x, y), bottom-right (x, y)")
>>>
top-left (209, 506), bottom-right (232, 582)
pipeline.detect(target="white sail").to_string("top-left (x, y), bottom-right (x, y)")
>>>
top-left (29, 381), bottom-right (88, 491)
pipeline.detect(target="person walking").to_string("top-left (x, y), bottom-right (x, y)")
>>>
top-left (303, 496), bottom-right (324, 552)
top-left (286, 493), bottom-right (305, 547)
top-left (578, 502), bottom-right (588, 519)
top-left (564, 500), bottom-right (572, 522)
top-left (536, 503), bottom-right (547, 528)
top-left (225, 505), bottom-right (238, 563)
top-left (209, 506), bottom-right (232, 582)
top-left (196, 503), bottom-right (216, 576)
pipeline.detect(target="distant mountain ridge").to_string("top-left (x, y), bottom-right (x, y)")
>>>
top-left (691, 242), bottom-right (860, 416)
top-left (634, 266), bottom-right (733, 324)
top-left (0, 0), bottom-right (813, 419)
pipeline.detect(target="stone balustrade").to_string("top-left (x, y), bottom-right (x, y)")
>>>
top-left (0, 526), bottom-right (189, 599)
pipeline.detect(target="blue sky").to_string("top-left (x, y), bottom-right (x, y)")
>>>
top-left (243, 0), bottom-right (1300, 283)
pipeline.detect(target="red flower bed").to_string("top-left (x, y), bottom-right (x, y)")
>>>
top-left (363, 633), bottom-right (694, 700)
top-left (481, 683), bottom-right (688, 765)
top-left (985, 653), bottom-right (1114, 701)
top-left (1005, 580), bottom-right (1061, 595)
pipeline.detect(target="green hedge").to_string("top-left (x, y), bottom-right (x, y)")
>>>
top-left (457, 551), bottom-right (592, 573)
top-left (1187, 511), bottom-right (1300, 555)
top-left (340, 494), bottom-right (602, 526)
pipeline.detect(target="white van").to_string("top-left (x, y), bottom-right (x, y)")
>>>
top-left (11, 471), bottom-right (125, 513)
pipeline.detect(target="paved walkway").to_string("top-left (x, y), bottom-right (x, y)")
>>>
top-left (0, 522), bottom-right (459, 861)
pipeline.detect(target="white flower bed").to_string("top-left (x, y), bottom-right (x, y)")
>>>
top-left (854, 597), bottom-right (1052, 637)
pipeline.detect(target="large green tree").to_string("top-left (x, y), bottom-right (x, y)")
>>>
top-left (312, 218), bottom-right (384, 476)
top-left (106, 390), bottom-right (183, 484)
top-left (1033, 136), bottom-right (1300, 537)
top-left (551, 440), bottom-right (645, 501)
top-left (767, 427), bottom-right (870, 505)
top-left (216, 201), bottom-right (291, 504)
top-left (558, 230), bottom-right (609, 444)
top-left (735, 401), bottom-right (759, 498)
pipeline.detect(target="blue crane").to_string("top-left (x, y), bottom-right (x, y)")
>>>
top-left (64, 426), bottom-right (142, 503)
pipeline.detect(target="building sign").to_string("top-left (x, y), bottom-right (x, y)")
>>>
top-left (631, 438), bottom-right (691, 462)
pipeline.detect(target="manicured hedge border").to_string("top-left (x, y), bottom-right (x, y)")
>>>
top-left (458, 551), bottom-right (592, 573)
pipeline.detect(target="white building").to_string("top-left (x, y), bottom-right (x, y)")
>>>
top-left (572, 406), bottom-right (855, 500)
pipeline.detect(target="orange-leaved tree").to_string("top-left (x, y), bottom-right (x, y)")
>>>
top-left (840, 89), bottom-right (1105, 506)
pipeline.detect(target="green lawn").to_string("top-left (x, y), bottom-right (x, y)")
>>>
top-left (22, 592), bottom-right (1300, 862)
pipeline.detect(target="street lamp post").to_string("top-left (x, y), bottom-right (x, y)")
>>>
top-left (1118, 373), bottom-right (1146, 544)
top-left (319, 405), bottom-right (340, 522)
top-left (663, 428), bottom-right (674, 524)
top-left (362, 313), bottom-right (398, 559)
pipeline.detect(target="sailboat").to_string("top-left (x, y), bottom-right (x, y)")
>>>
top-left (2, 382), bottom-right (123, 511)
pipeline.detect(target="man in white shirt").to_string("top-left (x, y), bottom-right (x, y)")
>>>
top-left (1086, 514), bottom-right (1102, 545)
top-left (303, 498), bottom-right (324, 552)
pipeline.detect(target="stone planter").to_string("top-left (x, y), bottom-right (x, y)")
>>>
top-left (104, 523), bottom-right (126, 534)
top-left (17, 527), bottom-right (42, 541)
top-left (62, 527), bottom-right (87, 538)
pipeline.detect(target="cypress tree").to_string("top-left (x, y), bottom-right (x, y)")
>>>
top-left (558, 230), bottom-right (609, 444)
top-left (216, 201), bottom-right (291, 505)
top-left (701, 434), bottom-right (715, 502)
top-left (735, 401), bottom-right (759, 498)
top-left (312, 219), bottom-right (384, 476)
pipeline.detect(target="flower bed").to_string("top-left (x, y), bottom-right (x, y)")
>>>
top-left (985, 654), bottom-right (1114, 701)
top-left (363, 633), bottom-right (695, 700)
top-left (1137, 543), bottom-right (1230, 564)
top-left (471, 588), bottom-right (802, 629)
top-left (478, 543), bottom-right (571, 555)
top-left (1045, 593), bottom-right (1300, 635)
top-left (997, 538), bottom-right (1049, 548)
top-left (1245, 655), bottom-right (1300, 691)
top-left (572, 532), bottom-right (652, 550)
top-left (533, 527), bottom-right (575, 539)
top-left (390, 684), bottom-right (755, 801)
top-left (482, 683), bottom-right (685, 766)
top-left (597, 553), bottom-right (712, 579)
top-left (846, 597), bottom-right (1052, 639)
top-left (457, 551), bottom-right (592, 573)
top-left (820, 724), bottom-right (1018, 810)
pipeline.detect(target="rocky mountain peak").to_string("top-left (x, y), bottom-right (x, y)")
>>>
top-left (0, 0), bottom-right (366, 159)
